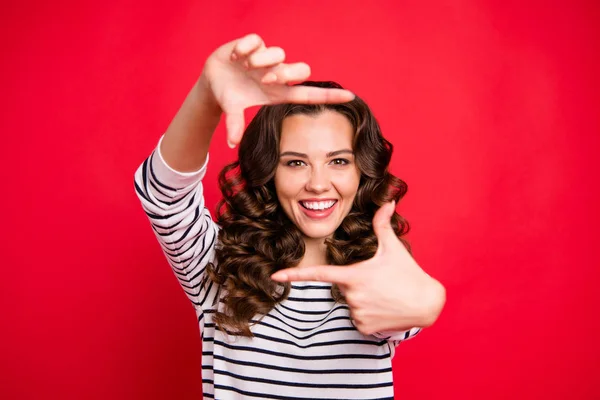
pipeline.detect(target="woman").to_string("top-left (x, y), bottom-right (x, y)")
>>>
top-left (135, 33), bottom-right (446, 400)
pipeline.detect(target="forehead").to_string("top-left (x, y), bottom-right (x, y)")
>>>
top-left (280, 110), bottom-right (354, 152)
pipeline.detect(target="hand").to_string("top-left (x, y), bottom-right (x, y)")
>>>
top-left (271, 201), bottom-right (446, 335)
top-left (201, 33), bottom-right (355, 147)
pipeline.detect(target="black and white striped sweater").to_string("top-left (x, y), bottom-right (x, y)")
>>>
top-left (134, 137), bottom-right (421, 399)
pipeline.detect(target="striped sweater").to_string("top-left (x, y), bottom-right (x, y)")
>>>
top-left (134, 137), bottom-right (421, 399)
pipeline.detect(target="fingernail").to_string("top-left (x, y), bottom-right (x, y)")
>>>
top-left (227, 139), bottom-right (236, 149)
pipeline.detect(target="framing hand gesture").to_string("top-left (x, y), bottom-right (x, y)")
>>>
top-left (271, 202), bottom-right (446, 335)
top-left (203, 33), bottom-right (355, 147)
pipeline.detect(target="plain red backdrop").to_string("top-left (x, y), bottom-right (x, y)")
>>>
top-left (1, 0), bottom-right (599, 399)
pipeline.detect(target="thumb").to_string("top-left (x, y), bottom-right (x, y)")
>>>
top-left (373, 201), bottom-right (397, 249)
top-left (225, 112), bottom-right (245, 148)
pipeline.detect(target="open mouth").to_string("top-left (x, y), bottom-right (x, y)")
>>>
top-left (299, 200), bottom-right (338, 211)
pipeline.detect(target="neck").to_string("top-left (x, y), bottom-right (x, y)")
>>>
top-left (297, 236), bottom-right (328, 268)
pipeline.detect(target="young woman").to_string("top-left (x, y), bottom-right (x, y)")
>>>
top-left (135, 33), bottom-right (446, 400)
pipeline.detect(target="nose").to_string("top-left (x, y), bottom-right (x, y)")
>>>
top-left (305, 166), bottom-right (332, 193)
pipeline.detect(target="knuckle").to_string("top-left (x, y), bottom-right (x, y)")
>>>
top-left (352, 315), bottom-right (375, 336)
top-left (351, 308), bottom-right (364, 322)
top-left (238, 33), bottom-right (262, 54)
top-left (233, 41), bottom-right (243, 54)
top-left (354, 320), bottom-right (368, 335)
top-left (345, 291), bottom-right (362, 308)
top-left (279, 67), bottom-right (289, 81)
top-left (362, 327), bottom-right (376, 336)
top-left (247, 53), bottom-right (260, 67)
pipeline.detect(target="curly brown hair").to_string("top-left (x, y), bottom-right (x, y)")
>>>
top-left (204, 81), bottom-right (411, 337)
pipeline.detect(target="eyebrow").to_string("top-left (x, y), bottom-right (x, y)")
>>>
top-left (279, 149), bottom-right (354, 158)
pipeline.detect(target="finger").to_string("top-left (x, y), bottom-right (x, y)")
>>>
top-left (247, 46), bottom-right (285, 69)
top-left (231, 33), bottom-right (265, 60)
top-left (225, 112), bottom-right (245, 148)
top-left (284, 86), bottom-right (355, 104)
top-left (261, 62), bottom-right (311, 85)
top-left (372, 201), bottom-right (398, 249)
top-left (271, 265), bottom-right (357, 284)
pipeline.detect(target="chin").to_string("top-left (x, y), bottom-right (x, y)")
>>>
top-left (299, 226), bottom-right (337, 240)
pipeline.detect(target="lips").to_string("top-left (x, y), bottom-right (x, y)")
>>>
top-left (299, 199), bottom-right (338, 219)
top-left (300, 200), bottom-right (336, 210)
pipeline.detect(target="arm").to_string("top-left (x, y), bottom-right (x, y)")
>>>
top-left (133, 63), bottom-right (224, 307)
top-left (134, 132), bottom-right (219, 308)
top-left (134, 33), bottom-right (355, 308)
top-left (159, 75), bottom-right (222, 172)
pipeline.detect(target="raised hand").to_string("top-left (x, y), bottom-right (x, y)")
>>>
top-left (270, 202), bottom-right (446, 335)
top-left (201, 33), bottom-right (355, 147)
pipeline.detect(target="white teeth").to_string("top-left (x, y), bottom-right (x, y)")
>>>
top-left (301, 200), bottom-right (336, 210)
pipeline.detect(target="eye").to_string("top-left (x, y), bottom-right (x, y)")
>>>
top-left (286, 160), bottom-right (306, 167)
top-left (330, 158), bottom-right (350, 165)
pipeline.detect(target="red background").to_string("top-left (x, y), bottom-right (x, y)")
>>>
top-left (1, 1), bottom-right (599, 399)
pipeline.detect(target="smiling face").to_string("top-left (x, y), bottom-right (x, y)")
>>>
top-left (274, 110), bottom-right (361, 240)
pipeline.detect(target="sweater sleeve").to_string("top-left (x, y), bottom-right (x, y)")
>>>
top-left (133, 135), bottom-right (219, 311)
top-left (373, 327), bottom-right (422, 347)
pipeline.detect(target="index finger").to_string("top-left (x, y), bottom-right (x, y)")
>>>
top-left (284, 86), bottom-right (355, 104)
top-left (271, 265), bottom-right (356, 285)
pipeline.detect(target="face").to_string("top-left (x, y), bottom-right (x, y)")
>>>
top-left (274, 110), bottom-right (361, 240)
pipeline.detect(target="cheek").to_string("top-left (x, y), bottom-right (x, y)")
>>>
top-left (346, 182), bottom-right (360, 201)
top-left (336, 171), bottom-right (361, 199)
top-left (274, 168), bottom-right (301, 202)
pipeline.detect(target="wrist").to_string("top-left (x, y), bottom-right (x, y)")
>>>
top-left (195, 73), bottom-right (222, 116)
